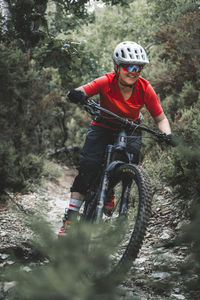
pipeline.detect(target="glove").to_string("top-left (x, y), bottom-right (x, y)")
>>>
top-left (67, 89), bottom-right (88, 105)
top-left (166, 133), bottom-right (177, 146)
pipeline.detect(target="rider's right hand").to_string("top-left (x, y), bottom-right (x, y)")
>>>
top-left (67, 89), bottom-right (88, 105)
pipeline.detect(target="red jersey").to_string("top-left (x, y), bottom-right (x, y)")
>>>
top-left (82, 72), bottom-right (163, 129)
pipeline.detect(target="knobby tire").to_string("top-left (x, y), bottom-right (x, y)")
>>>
top-left (83, 163), bottom-right (152, 284)
top-left (109, 164), bottom-right (152, 275)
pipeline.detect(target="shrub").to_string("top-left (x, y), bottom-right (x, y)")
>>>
top-left (0, 44), bottom-right (62, 195)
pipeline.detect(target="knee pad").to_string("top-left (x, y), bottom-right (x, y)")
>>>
top-left (70, 170), bottom-right (98, 194)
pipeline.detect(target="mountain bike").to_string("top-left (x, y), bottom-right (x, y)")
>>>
top-left (76, 99), bottom-right (172, 282)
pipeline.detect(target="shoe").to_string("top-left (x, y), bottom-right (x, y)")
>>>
top-left (58, 212), bottom-right (70, 237)
top-left (58, 220), bottom-right (70, 237)
top-left (104, 193), bottom-right (115, 211)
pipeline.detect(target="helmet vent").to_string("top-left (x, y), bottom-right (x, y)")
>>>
top-left (121, 50), bottom-right (125, 58)
top-left (127, 48), bottom-right (131, 52)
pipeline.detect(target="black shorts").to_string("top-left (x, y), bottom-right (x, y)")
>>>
top-left (71, 124), bottom-right (142, 194)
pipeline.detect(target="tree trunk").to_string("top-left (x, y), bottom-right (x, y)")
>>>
top-left (0, 0), bottom-right (11, 32)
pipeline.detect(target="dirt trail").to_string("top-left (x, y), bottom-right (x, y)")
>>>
top-left (0, 166), bottom-right (77, 252)
top-left (41, 167), bottom-right (77, 233)
top-left (0, 165), bottom-right (199, 300)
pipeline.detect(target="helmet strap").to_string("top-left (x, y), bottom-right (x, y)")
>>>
top-left (114, 64), bottom-right (134, 88)
top-left (119, 81), bottom-right (135, 88)
top-left (114, 65), bottom-right (119, 77)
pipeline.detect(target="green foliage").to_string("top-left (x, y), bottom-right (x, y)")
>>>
top-left (178, 209), bottom-right (200, 263)
top-left (145, 8), bottom-right (200, 201)
top-left (0, 141), bottom-right (18, 191)
top-left (6, 218), bottom-right (135, 300)
top-left (165, 99), bottom-right (200, 202)
top-left (1, 0), bottom-right (141, 196)
top-left (73, 0), bottom-right (153, 76)
top-left (42, 159), bottom-right (62, 179)
top-left (0, 0), bottom-right (48, 48)
top-left (0, 140), bottom-right (45, 192)
top-left (145, 10), bottom-right (199, 103)
top-left (0, 43), bottom-right (63, 193)
top-left (66, 106), bottom-right (89, 146)
top-left (47, 0), bottom-right (93, 36)
top-left (32, 39), bottom-right (99, 89)
top-left (141, 1), bottom-right (200, 272)
top-left (146, 0), bottom-right (199, 24)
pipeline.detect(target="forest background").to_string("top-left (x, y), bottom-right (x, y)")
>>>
top-left (0, 0), bottom-right (200, 288)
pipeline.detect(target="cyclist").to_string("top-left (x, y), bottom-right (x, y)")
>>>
top-left (58, 41), bottom-right (172, 236)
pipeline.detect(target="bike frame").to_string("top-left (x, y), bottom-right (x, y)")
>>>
top-left (84, 100), bottom-right (171, 223)
top-left (94, 128), bottom-right (135, 223)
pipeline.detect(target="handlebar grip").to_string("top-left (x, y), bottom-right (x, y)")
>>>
top-left (157, 133), bottom-right (177, 146)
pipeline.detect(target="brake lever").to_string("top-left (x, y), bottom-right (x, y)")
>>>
top-left (155, 132), bottom-right (168, 142)
top-left (155, 132), bottom-right (176, 146)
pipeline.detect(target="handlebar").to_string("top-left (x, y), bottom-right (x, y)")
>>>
top-left (84, 99), bottom-right (172, 144)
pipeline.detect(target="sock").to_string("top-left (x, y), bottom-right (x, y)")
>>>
top-left (68, 198), bottom-right (83, 212)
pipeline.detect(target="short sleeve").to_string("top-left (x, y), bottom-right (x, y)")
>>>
top-left (144, 84), bottom-right (163, 117)
top-left (82, 76), bottom-right (109, 97)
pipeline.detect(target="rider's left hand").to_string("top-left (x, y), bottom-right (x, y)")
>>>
top-left (166, 133), bottom-right (178, 147)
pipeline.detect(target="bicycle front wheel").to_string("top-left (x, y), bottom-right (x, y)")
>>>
top-left (101, 163), bottom-right (152, 279)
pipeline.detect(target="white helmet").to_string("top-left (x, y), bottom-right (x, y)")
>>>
top-left (113, 41), bottom-right (149, 65)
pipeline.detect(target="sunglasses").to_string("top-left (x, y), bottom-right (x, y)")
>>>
top-left (121, 64), bottom-right (143, 73)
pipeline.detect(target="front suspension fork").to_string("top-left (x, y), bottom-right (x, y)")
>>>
top-left (95, 145), bottom-right (113, 223)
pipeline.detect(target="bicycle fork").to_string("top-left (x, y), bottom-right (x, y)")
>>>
top-left (95, 145), bottom-right (113, 223)
top-left (95, 130), bottom-right (131, 223)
